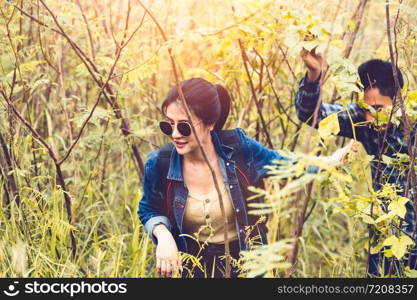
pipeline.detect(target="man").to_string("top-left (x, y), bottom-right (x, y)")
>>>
top-left (295, 47), bottom-right (417, 277)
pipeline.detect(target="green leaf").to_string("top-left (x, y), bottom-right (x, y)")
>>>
top-left (318, 113), bottom-right (340, 139)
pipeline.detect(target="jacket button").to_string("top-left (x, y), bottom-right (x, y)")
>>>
top-left (226, 162), bottom-right (230, 166)
top-left (236, 208), bottom-right (240, 213)
top-left (229, 185), bottom-right (233, 189)
top-left (239, 229), bottom-right (244, 233)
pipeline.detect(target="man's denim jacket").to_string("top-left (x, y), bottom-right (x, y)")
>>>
top-left (138, 128), bottom-right (299, 252)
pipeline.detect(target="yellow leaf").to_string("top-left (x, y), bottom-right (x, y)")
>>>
top-left (370, 240), bottom-right (385, 254)
top-left (383, 235), bottom-right (415, 259)
top-left (375, 212), bottom-right (394, 223)
top-left (405, 267), bottom-right (417, 278)
top-left (400, 235), bottom-right (414, 246)
top-left (318, 113), bottom-right (340, 139)
top-left (360, 214), bottom-right (375, 225)
top-left (384, 248), bottom-right (393, 258)
top-left (407, 91), bottom-right (417, 103)
top-left (295, 160), bottom-right (306, 177)
top-left (388, 197), bottom-right (409, 218)
top-left (20, 60), bottom-right (45, 73)
top-left (383, 236), bottom-right (398, 247)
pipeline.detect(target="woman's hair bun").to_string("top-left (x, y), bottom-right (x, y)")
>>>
top-left (214, 84), bottom-right (231, 131)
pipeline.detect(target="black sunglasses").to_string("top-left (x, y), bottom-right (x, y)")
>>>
top-left (159, 121), bottom-right (192, 137)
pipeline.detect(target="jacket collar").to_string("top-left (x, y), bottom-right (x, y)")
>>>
top-left (166, 131), bottom-right (234, 181)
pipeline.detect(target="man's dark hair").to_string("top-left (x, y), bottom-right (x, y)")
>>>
top-left (358, 59), bottom-right (404, 99)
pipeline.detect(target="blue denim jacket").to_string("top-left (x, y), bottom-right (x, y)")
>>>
top-left (138, 128), bottom-right (294, 252)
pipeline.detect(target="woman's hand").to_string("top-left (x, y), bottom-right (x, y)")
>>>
top-left (300, 47), bottom-right (329, 82)
top-left (153, 224), bottom-right (182, 278)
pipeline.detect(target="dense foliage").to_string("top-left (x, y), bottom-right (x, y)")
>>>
top-left (0, 0), bottom-right (416, 277)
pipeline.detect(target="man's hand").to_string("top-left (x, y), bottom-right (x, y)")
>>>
top-left (324, 140), bottom-right (359, 165)
top-left (300, 47), bottom-right (328, 82)
top-left (153, 224), bottom-right (182, 278)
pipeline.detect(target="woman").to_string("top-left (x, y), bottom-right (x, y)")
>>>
top-left (138, 78), bottom-right (350, 278)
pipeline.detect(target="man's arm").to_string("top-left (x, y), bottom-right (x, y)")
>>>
top-left (296, 48), bottom-right (366, 140)
top-left (295, 75), bottom-right (366, 140)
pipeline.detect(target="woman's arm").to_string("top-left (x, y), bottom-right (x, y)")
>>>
top-left (236, 128), bottom-right (355, 181)
top-left (236, 128), bottom-right (293, 182)
top-left (137, 150), bottom-right (172, 243)
top-left (153, 224), bottom-right (182, 278)
top-left (137, 151), bottom-right (181, 277)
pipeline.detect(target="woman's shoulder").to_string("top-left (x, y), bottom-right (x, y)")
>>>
top-left (215, 127), bottom-right (249, 147)
top-left (144, 150), bottom-right (159, 173)
top-left (145, 149), bottom-right (159, 162)
top-left (215, 128), bottom-right (253, 160)
top-left (221, 127), bottom-right (276, 156)
top-left (144, 143), bottom-right (174, 170)
top-left (218, 127), bottom-right (246, 134)
top-left (216, 127), bottom-right (248, 140)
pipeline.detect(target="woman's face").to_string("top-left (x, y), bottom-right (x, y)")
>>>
top-left (164, 101), bottom-right (214, 156)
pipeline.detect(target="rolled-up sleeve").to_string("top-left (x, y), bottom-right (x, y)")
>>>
top-left (137, 150), bottom-right (172, 244)
top-left (144, 216), bottom-right (172, 244)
